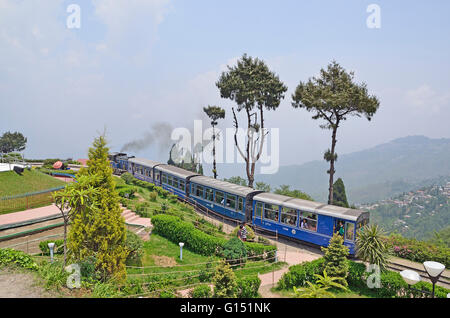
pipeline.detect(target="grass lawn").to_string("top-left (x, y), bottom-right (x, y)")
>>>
top-left (0, 169), bottom-right (65, 197)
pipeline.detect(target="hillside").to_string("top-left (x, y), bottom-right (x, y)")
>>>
top-left (360, 178), bottom-right (450, 240)
top-left (0, 169), bottom-right (65, 197)
top-left (256, 136), bottom-right (450, 204)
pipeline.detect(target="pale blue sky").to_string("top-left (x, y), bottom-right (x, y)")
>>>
top-left (0, 0), bottom-right (449, 175)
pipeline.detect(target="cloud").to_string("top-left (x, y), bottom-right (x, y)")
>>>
top-left (92, 0), bottom-right (171, 60)
top-left (405, 84), bottom-right (450, 113)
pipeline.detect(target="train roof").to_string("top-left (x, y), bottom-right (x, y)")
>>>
top-left (155, 164), bottom-right (199, 179)
top-left (190, 176), bottom-right (260, 197)
top-left (253, 192), bottom-right (367, 222)
top-left (128, 157), bottom-right (161, 168)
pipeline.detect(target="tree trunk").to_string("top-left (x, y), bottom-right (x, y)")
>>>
top-left (63, 218), bottom-right (67, 267)
top-left (212, 125), bottom-right (217, 179)
top-left (328, 126), bottom-right (338, 205)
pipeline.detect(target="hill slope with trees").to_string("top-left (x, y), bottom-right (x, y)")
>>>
top-left (256, 136), bottom-right (450, 204)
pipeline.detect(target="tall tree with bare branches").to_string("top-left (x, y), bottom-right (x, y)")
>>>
top-left (292, 61), bottom-right (379, 204)
top-left (216, 54), bottom-right (287, 188)
top-left (203, 105), bottom-right (225, 179)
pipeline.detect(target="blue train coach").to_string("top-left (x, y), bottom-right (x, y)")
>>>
top-left (252, 192), bottom-right (369, 254)
top-left (189, 176), bottom-right (262, 222)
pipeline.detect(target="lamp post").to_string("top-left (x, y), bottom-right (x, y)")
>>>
top-left (179, 242), bottom-right (184, 261)
top-left (400, 261), bottom-right (445, 298)
top-left (48, 242), bottom-right (55, 263)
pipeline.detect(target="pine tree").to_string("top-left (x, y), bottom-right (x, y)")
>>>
top-left (332, 178), bottom-right (349, 208)
top-left (212, 260), bottom-right (238, 298)
top-left (68, 135), bottom-right (128, 282)
top-left (321, 233), bottom-right (350, 287)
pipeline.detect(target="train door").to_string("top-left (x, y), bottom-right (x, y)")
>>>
top-left (244, 196), bottom-right (253, 223)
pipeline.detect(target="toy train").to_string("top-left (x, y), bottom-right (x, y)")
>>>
top-left (109, 152), bottom-right (369, 254)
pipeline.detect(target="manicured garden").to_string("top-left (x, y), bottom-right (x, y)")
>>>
top-left (0, 169), bottom-right (65, 197)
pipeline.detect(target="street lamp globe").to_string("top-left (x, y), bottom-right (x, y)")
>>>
top-left (423, 261), bottom-right (445, 278)
top-left (400, 270), bottom-right (421, 286)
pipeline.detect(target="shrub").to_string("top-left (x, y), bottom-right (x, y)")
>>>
top-left (152, 214), bottom-right (226, 256)
top-left (321, 233), bottom-right (349, 287)
top-left (384, 234), bottom-right (450, 268)
top-left (277, 258), bottom-right (324, 290)
top-left (149, 191), bottom-right (157, 202)
top-left (223, 237), bottom-right (247, 266)
top-left (236, 275), bottom-right (261, 298)
top-left (213, 260), bottom-right (237, 298)
top-left (347, 261), bottom-right (367, 288)
top-left (159, 290), bottom-right (176, 298)
top-left (125, 230), bottom-right (144, 266)
top-left (152, 215), bottom-right (276, 259)
top-left (79, 256), bottom-right (99, 281)
top-left (356, 224), bottom-right (391, 271)
top-left (37, 260), bottom-right (69, 289)
top-left (117, 187), bottom-right (136, 199)
top-left (168, 194), bottom-right (178, 203)
top-left (39, 239), bottom-right (64, 255)
top-left (190, 284), bottom-right (212, 298)
top-left (0, 248), bottom-right (38, 270)
top-left (120, 172), bottom-right (134, 185)
top-left (244, 242), bottom-right (277, 262)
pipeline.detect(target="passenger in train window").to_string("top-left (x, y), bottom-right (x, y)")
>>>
top-left (301, 219), bottom-right (308, 229)
top-left (337, 221), bottom-right (345, 236)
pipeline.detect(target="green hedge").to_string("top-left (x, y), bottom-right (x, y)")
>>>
top-left (236, 275), bottom-right (261, 298)
top-left (277, 258), bottom-right (324, 290)
top-left (384, 234), bottom-right (450, 268)
top-left (152, 214), bottom-right (226, 256)
top-left (0, 248), bottom-right (38, 270)
top-left (151, 215), bottom-right (276, 259)
top-left (190, 284), bottom-right (212, 298)
top-left (277, 257), bottom-right (450, 298)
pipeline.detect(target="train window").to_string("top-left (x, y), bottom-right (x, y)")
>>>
top-left (205, 188), bottom-right (214, 201)
top-left (356, 219), bottom-right (368, 232)
top-left (255, 202), bottom-right (263, 218)
top-left (299, 212), bottom-right (317, 232)
top-left (238, 197), bottom-right (244, 213)
top-left (215, 191), bottom-right (224, 205)
top-left (191, 184), bottom-right (196, 194)
top-left (281, 207), bottom-right (297, 226)
top-left (179, 180), bottom-right (185, 191)
top-left (345, 222), bottom-right (355, 241)
top-left (226, 194), bottom-right (236, 210)
top-left (162, 174), bottom-right (168, 184)
top-left (264, 204), bottom-right (279, 222)
top-left (196, 185), bottom-right (204, 198)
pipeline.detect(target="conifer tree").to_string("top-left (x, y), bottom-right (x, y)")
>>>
top-left (332, 178), bottom-right (349, 208)
top-left (68, 135), bottom-right (128, 282)
top-left (321, 233), bottom-right (350, 287)
top-left (212, 260), bottom-right (238, 298)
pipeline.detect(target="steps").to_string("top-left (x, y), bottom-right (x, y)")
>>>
top-left (119, 205), bottom-right (152, 229)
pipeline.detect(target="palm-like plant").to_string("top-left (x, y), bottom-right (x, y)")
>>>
top-left (314, 270), bottom-right (349, 291)
top-left (356, 224), bottom-right (391, 271)
top-left (293, 270), bottom-right (348, 298)
top-left (294, 282), bottom-right (336, 298)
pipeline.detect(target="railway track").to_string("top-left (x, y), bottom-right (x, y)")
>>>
top-left (387, 260), bottom-right (450, 289)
